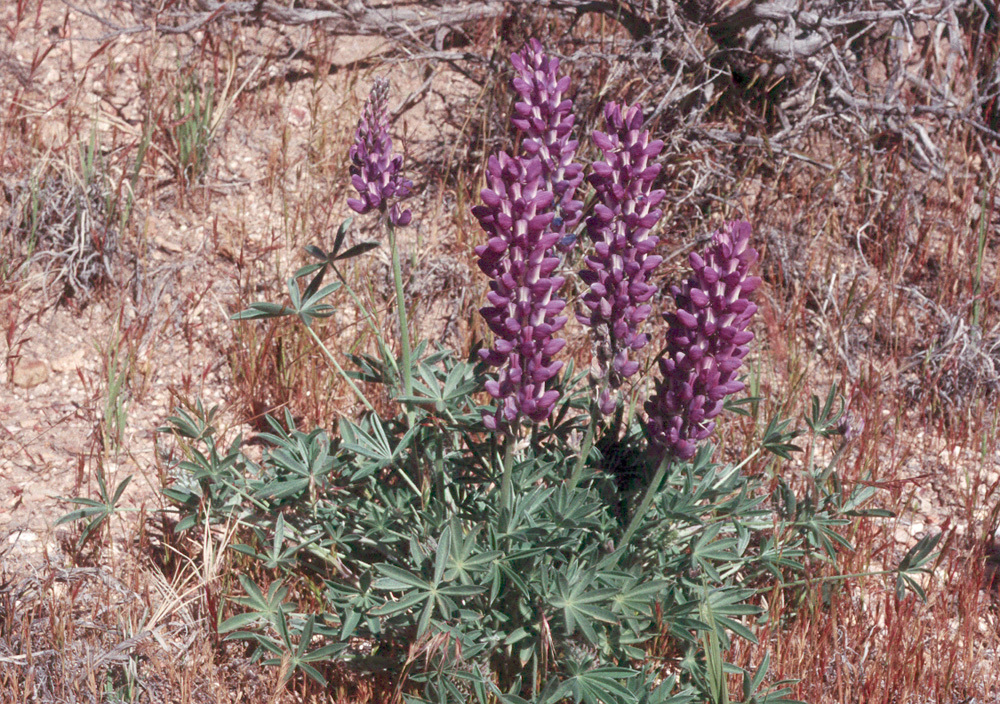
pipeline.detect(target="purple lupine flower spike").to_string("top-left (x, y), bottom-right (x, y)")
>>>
top-left (348, 78), bottom-right (413, 227)
top-left (510, 40), bottom-right (583, 251)
top-left (579, 102), bottom-right (666, 412)
top-left (473, 152), bottom-right (567, 431)
top-left (645, 221), bottom-right (761, 459)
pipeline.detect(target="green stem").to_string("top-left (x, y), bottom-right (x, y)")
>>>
top-left (567, 377), bottom-right (610, 492)
top-left (304, 325), bottom-right (376, 415)
top-left (387, 221), bottom-right (413, 405)
top-left (620, 454), bottom-right (672, 551)
top-left (331, 262), bottom-right (400, 380)
top-left (600, 453), bottom-right (672, 569)
top-left (777, 569), bottom-right (899, 590)
top-left (971, 179), bottom-right (992, 327)
top-left (499, 434), bottom-right (515, 519)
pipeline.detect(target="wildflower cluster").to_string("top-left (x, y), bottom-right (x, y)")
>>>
top-left (645, 220), bottom-right (761, 459)
top-left (347, 77), bottom-right (412, 226)
top-left (579, 101), bottom-right (666, 412)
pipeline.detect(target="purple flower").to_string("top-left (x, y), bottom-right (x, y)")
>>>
top-left (579, 102), bottom-right (665, 412)
top-left (348, 78), bottom-right (413, 227)
top-left (510, 40), bottom-right (583, 251)
top-left (473, 152), bottom-right (567, 431)
top-left (645, 221), bottom-right (761, 460)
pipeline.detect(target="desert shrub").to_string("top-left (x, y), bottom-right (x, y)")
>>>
top-left (146, 43), bottom-right (936, 704)
top-left (0, 122), bottom-right (147, 301)
top-left (1, 150), bottom-right (117, 298)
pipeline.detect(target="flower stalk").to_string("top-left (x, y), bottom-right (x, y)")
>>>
top-left (510, 39), bottom-right (584, 250)
top-left (348, 78), bottom-right (415, 403)
top-left (645, 220), bottom-right (761, 459)
top-left (579, 101), bottom-right (665, 413)
top-left (473, 153), bottom-right (567, 432)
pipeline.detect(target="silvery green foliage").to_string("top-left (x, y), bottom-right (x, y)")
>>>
top-left (161, 366), bottom-right (906, 704)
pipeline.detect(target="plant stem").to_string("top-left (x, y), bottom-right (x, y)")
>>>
top-left (621, 453), bottom-right (672, 550)
top-left (386, 221), bottom-right (413, 405)
top-left (600, 453), bottom-right (672, 569)
top-left (777, 568), bottom-right (899, 590)
top-left (499, 434), bottom-right (515, 519)
top-left (567, 377), bottom-right (609, 492)
top-left (971, 178), bottom-right (993, 327)
top-left (304, 325), bottom-right (376, 415)
top-left (331, 262), bottom-right (400, 380)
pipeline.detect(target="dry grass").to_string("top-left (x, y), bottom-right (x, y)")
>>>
top-left (1, 0), bottom-right (999, 702)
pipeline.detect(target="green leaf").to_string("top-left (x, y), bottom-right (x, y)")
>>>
top-left (334, 241), bottom-right (380, 262)
top-left (551, 663), bottom-right (638, 704)
top-left (230, 301), bottom-right (293, 320)
top-left (895, 531), bottom-right (941, 601)
top-left (374, 564), bottom-right (431, 591)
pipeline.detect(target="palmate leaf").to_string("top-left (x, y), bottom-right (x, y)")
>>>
top-left (805, 386), bottom-right (846, 438)
top-left (372, 538), bottom-right (485, 638)
top-left (158, 400), bottom-right (217, 440)
top-left (608, 575), bottom-right (667, 622)
top-left (231, 276), bottom-right (340, 327)
top-left (701, 586), bottom-right (760, 647)
top-left (340, 415), bottom-right (418, 467)
top-left (397, 359), bottom-right (481, 415)
top-left (260, 612), bottom-right (348, 687)
top-left (56, 472), bottom-right (134, 548)
top-left (548, 662), bottom-right (639, 704)
top-left (895, 531), bottom-right (942, 601)
top-left (760, 414), bottom-right (803, 459)
top-left (296, 218), bottom-right (378, 286)
top-left (795, 511), bottom-right (852, 561)
top-left (549, 570), bottom-right (618, 645)
top-left (689, 523), bottom-right (743, 583)
top-left (740, 652), bottom-right (807, 704)
top-left (220, 575), bottom-right (292, 634)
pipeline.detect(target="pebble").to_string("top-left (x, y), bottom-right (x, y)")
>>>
top-left (7, 530), bottom-right (38, 544)
top-left (12, 359), bottom-right (49, 388)
top-left (51, 348), bottom-right (87, 374)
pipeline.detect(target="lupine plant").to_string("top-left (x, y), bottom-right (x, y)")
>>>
top-left (149, 43), bottom-right (939, 704)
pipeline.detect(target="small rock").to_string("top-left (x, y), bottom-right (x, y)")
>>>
top-left (154, 234), bottom-right (184, 254)
top-left (51, 347), bottom-right (87, 373)
top-left (7, 530), bottom-right (38, 544)
top-left (39, 120), bottom-right (68, 147)
top-left (330, 36), bottom-right (388, 66)
top-left (12, 359), bottom-right (49, 388)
